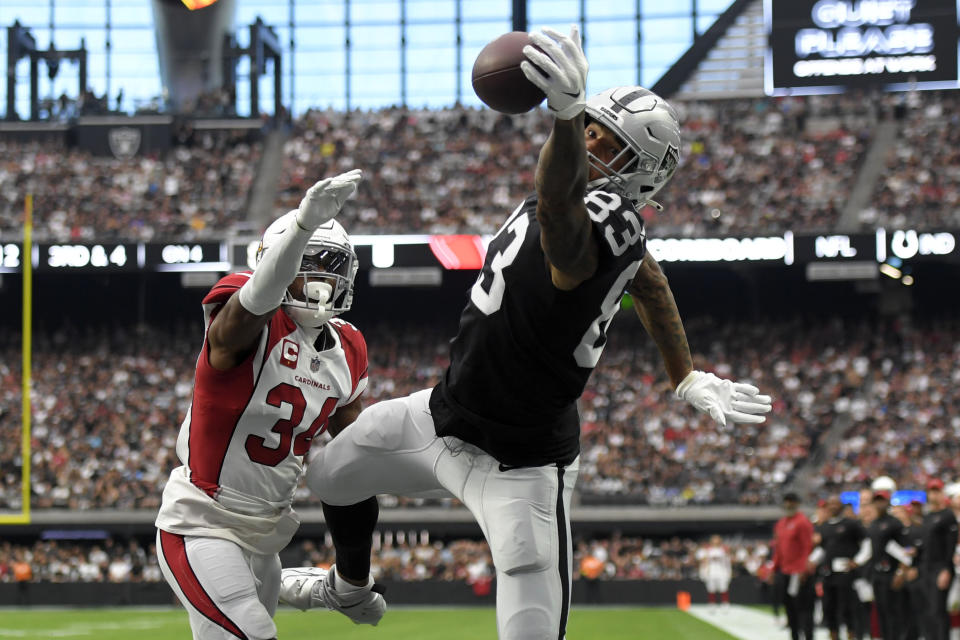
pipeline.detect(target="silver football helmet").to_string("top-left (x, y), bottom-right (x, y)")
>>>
top-left (256, 211), bottom-right (358, 328)
top-left (584, 86), bottom-right (681, 207)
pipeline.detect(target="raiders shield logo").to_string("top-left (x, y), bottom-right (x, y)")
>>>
top-left (310, 356), bottom-right (322, 372)
top-left (108, 127), bottom-right (141, 160)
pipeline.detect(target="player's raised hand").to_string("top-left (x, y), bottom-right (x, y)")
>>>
top-left (675, 370), bottom-right (773, 427)
top-left (296, 168), bottom-right (363, 231)
top-left (520, 25), bottom-right (588, 120)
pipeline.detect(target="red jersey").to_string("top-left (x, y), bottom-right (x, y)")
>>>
top-left (773, 512), bottom-right (814, 575)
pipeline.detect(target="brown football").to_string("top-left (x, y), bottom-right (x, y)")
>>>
top-left (471, 31), bottom-right (546, 114)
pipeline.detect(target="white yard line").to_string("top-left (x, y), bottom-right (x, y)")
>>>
top-left (687, 604), bottom-right (832, 640)
top-left (0, 617), bottom-right (175, 638)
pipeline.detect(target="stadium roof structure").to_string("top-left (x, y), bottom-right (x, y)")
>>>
top-left (654, 0), bottom-right (765, 100)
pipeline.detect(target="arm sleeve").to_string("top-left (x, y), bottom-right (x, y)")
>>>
top-left (237, 212), bottom-right (313, 315)
top-left (853, 538), bottom-right (872, 566)
top-left (809, 547), bottom-right (825, 565)
top-left (885, 540), bottom-right (913, 566)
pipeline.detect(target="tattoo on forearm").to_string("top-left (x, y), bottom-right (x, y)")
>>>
top-left (629, 260), bottom-right (693, 382)
top-left (635, 285), bottom-right (691, 362)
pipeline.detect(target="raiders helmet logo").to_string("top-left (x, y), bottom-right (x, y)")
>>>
top-left (108, 127), bottom-right (141, 160)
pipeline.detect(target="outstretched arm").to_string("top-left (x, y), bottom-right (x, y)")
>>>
top-left (626, 253), bottom-right (692, 388)
top-left (208, 169), bottom-right (362, 370)
top-left (628, 253), bottom-right (773, 426)
top-left (534, 116), bottom-right (597, 289)
top-left (522, 26), bottom-right (595, 290)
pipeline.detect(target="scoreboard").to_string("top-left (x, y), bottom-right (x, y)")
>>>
top-left (0, 231), bottom-right (956, 281)
top-left (765, 0), bottom-right (960, 95)
top-left (0, 242), bottom-right (227, 273)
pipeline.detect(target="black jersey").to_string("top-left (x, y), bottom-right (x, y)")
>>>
top-left (922, 508), bottom-right (959, 575)
top-left (902, 521), bottom-right (925, 567)
top-left (867, 512), bottom-right (907, 574)
top-left (431, 188), bottom-right (647, 467)
top-left (817, 517), bottom-right (867, 583)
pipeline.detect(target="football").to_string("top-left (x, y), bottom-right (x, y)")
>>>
top-left (471, 31), bottom-right (546, 114)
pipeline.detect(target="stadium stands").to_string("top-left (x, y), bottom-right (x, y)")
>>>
top-left (279, 95), bottom-right (878, 237)
top-left (816, 318), bottom-right (960, 493)
top-left (866, 91), bottom-right (960, 230)
top-left (2, 91), bottom-right (956, 239)
top-left (0, 129), bottom-right (260, 241)
top-left (654, 97), bottom-right (871, 236)
top-left (0, 534), bottom-right (771, 584)
top-left (276, 106), bottom-right (545, 235)
top-left (576, 318), bottom-right (866, 506)
top-left (7, 315), bottom-right (957, 511)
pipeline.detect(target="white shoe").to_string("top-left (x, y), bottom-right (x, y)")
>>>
top-left (279, 565), bottom-right (386, 626)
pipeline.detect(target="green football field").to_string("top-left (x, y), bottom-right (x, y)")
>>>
top-left (0, 607), bottom-right (738, 639)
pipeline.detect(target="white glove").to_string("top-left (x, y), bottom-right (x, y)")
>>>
top-left (520, 25), bottom-right (588, 120)
top-left (295, 168), bottom-right (362, 231)
top-left (676, 370), bottom-right (773, 426)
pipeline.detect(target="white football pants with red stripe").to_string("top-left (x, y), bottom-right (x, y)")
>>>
top-left (308, 388), bottom-right (580, 640)
top-left (156, 530), bottom-right (281, 640)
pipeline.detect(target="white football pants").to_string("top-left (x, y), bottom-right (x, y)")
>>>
top-left (704, 573), bottom-right (731, 594)
top-left (156, 530), bottom-right (281, 640)
top-left (308, 388), bottom-right (579, 640)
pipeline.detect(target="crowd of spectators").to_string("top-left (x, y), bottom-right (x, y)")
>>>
top-left (865, 90), bottom-right (960, 230)
top-left (576, 316), bottom-right (871, 506)
top-left (276, 106), bottom-right (542, 235)
top-left (816, 318), bottom-right (960, 494)
top-left (276, 92), bottom-right (882, 237)
top-left (0, 324), bottom-right (194, 512)
top-left (3, 89), bottom-right (956, 242)
top-left (0, 128), bottom-right (260, 241)
top-left (0, 538), bottom-right (160, 584)
top-left (0, 534), bottom-right (770, 585)
top-left (7, 312), bottom-right (950, 511)
top-left (654, 96), bottom-right (870, 236)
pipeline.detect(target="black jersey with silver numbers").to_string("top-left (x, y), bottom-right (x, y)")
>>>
top-left (430, 188), bottom-right (647, 467)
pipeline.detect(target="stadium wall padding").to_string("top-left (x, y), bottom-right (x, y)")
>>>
top-left (0, 577), bottom-right (768, 607)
